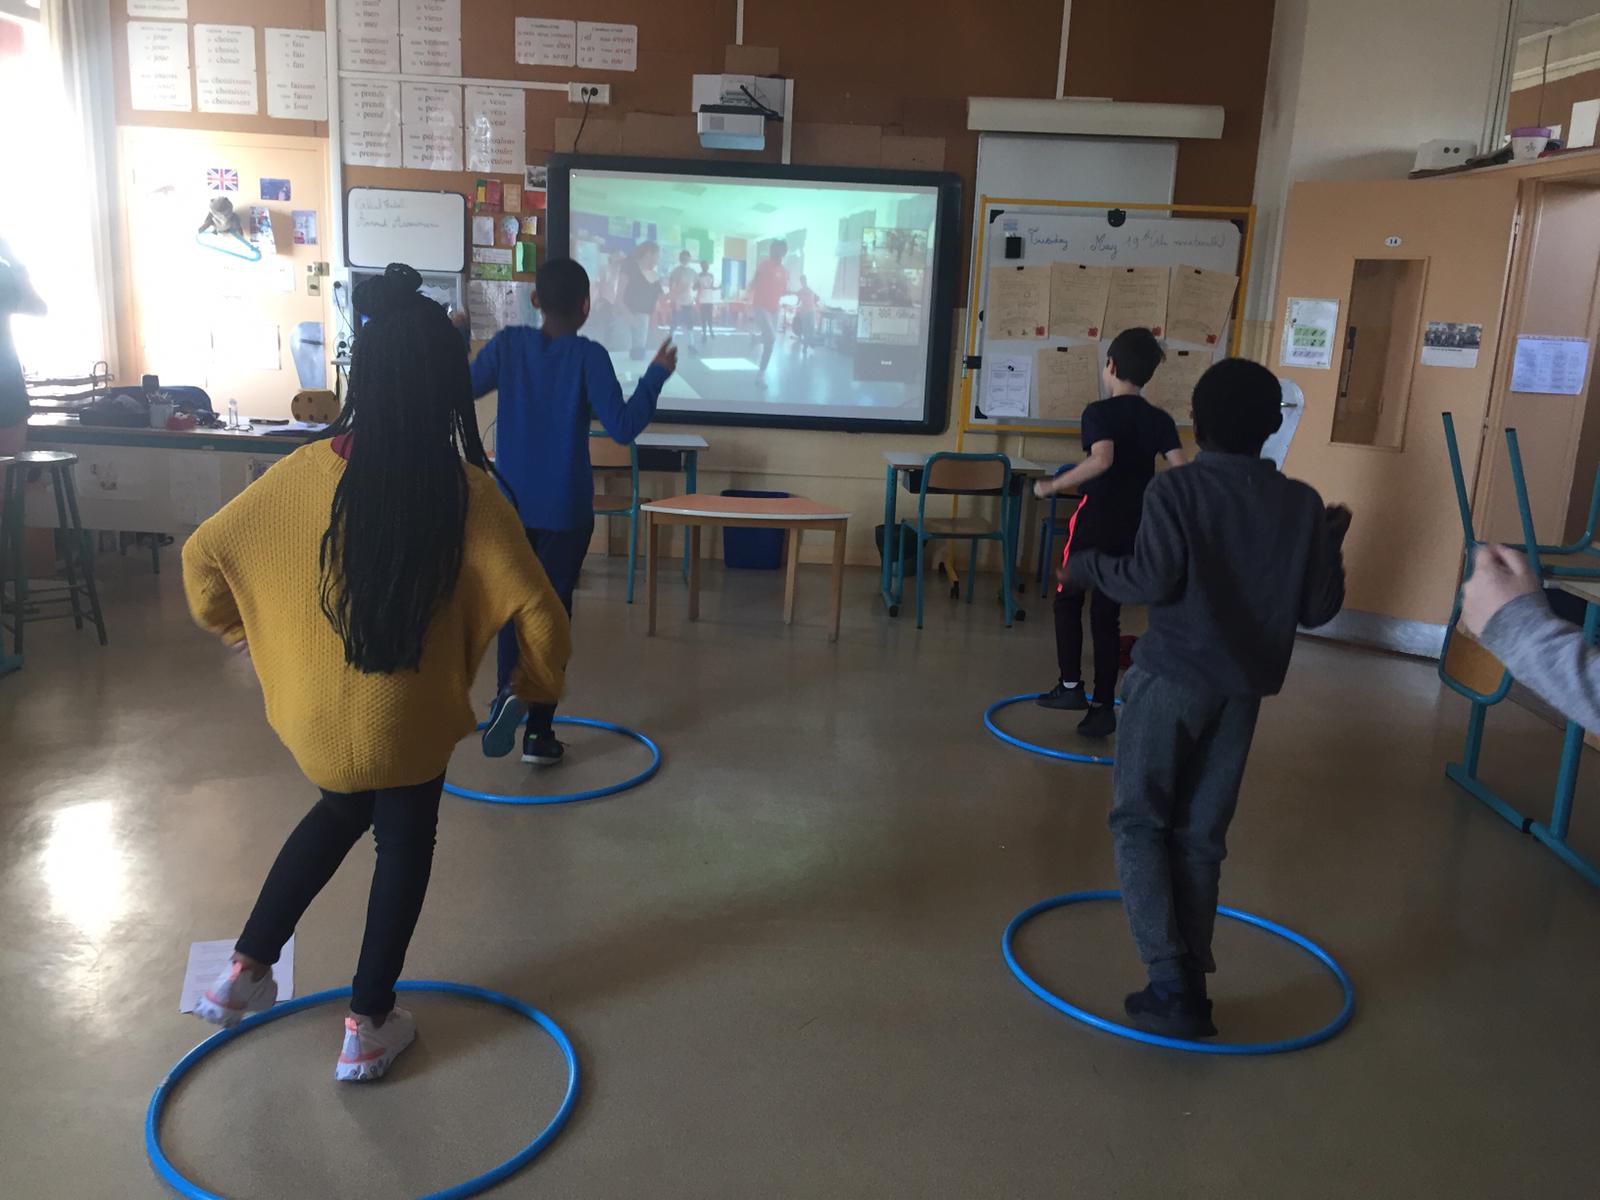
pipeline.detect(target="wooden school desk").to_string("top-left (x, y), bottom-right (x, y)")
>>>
top-left (643, 493), bottom-right (851, 641)
top-left (878, 451), bottom-right (1048, 616)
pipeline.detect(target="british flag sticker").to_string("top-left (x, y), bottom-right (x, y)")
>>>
top-left (206, 167), bottom-right (239, 194)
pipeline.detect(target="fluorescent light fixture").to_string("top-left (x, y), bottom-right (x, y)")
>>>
top-left (967, 97), bottom-right (1225, 140)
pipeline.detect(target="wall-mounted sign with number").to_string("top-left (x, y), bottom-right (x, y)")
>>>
top-left (1384, 235), bottom-right (1403, 248)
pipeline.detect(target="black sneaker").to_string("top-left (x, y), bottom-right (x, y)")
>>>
top-left (1078, 704), bottom-right (1117, 738)
top-left (522, 729), bottom-right (565, 766)
top-left (1123, 984), bottom-right (1217, 1039)
top-left (1036, 682), bottom-right (1090, 711)
top-left (481, 690), bottom-right (526, 759)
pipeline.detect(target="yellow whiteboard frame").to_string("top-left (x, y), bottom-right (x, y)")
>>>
top-left (959, 196), bottom-right (1257, 439)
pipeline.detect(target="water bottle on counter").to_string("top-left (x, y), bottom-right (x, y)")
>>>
top-left (227, 398), bottom-right (241, 431)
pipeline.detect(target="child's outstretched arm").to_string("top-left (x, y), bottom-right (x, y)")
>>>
top-left (1034, 440), bottom-right (1113, 499)
top-left (1067, 478), bottom-right (1186, 605)
top-left (588, 339), bottom-right (676, 444)
top-left (469, 330), bottom-right (504, 399)
top-left (1468, 545), bottom-right (1600, 732)
top-left (180, 519), bottom-right (245, 646)
top-left (1298, 504), bottom-right (1350, 629)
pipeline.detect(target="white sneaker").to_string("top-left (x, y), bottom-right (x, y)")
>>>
top-left (335, 1007), bottom-right (417, 1082)
top-left (194, 960), bottom-right (279, 1028)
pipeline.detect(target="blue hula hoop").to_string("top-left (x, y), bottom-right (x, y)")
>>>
top-left (1003, 890), bottom-right (1355, 1055)
top-left (444, 715), bottom-right (661, 806)
top-left (983, 693), bottom-right (1115, 766)
top-left (146, 980), bottom-right (580, 1200)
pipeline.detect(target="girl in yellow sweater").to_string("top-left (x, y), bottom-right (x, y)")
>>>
top-left (181, 264), bottom-right (570, 1080)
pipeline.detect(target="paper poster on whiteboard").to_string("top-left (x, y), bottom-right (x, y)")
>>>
top-left (1280, 297), bottom-right (1340, 370)
top-left (984, 355), bottom-right (1032, 418)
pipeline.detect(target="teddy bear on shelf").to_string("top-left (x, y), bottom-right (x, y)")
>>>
top-left (197, 197), bottom-right (244, 238)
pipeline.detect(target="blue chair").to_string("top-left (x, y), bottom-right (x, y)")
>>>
top-left (589, 432), bottom-right (645, 604)
top-left (1505, 427), bottom-right (1600, 580)
top-left (893, 452), bottom-right (1016, 629)
top-left (1034, 464), bottom-right (1080, 597)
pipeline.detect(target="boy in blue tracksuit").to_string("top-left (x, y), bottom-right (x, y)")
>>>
top-left (472, 257), bottom-right (677, 765)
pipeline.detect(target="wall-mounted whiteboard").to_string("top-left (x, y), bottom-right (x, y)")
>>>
top-left (967, 201), bottom-right (1244, 431)
top-left (345, 187), bottom-right (467, 273)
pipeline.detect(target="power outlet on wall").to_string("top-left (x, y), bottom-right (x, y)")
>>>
top-left (569, 83), bottom-right (611, 105)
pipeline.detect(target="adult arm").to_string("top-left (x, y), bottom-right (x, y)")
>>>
top-left (1298, 503), bottom-right (1349, 629)
top-left (0, 248), bottom-right (45, 317)
top-left (1068, 478), bottom-right (1187, 606)
top-left (588, 340), bottom-right (675, 445)
top-left (1480, 591), bottom-right (1600, 732)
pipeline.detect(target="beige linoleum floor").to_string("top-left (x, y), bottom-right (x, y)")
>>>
top-left (2, 554), bottom-right (1598, 1199)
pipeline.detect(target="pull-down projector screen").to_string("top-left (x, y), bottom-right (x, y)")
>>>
top-left (548, 155), bottom-right (961, 434)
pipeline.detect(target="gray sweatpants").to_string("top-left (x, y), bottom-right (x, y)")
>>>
top-left (1110, 666), bottom-right (1261, 984)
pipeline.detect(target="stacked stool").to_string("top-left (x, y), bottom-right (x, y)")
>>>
top-left (1, 449), bottom-right (108, 656)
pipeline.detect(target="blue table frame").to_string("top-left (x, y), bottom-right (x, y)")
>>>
top-left (1446, 580), bottom-right (1600, 888)
top-left (878, 452), bottom-right (1039, 619)
top-left (627, 433), bottom-right (705, 581)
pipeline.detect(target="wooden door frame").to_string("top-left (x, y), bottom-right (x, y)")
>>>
top-left (1469, 171), bottom-right (1600, 537)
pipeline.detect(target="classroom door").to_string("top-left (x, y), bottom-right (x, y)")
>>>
top-left (1271, 175), bottom-right (1521, 630)
top-left (121, 127), bottom-right (332, 420)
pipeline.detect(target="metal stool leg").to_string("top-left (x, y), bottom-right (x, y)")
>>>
top-left (4, 465), bottom-right (26, 655)
top-left (49, 467), bottom-right (86, 631)
top-left (60, 465), bottom-right (106, 646)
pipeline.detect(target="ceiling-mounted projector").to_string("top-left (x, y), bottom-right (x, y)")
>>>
top-left (697, 106), bottom-right (767, 151)
top-left (692, 73), bottom-right (784, 151)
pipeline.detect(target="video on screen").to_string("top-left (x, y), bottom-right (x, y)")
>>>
top-left (563, 167), bottom-right (948, 429)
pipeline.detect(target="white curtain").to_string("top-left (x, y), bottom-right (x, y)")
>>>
top-left (39, 0), bottom-right (120, 374)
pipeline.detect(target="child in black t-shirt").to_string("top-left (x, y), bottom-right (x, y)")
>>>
top-left (1032, 328), bottom-right (1185, 737)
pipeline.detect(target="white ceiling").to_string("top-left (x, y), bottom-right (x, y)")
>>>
top-left (1519, 0), bottom-right (1600, 39)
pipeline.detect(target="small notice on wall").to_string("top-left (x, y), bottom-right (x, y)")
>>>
top-left (515, 17), bottom-right (575, 66)
top-left (576, 21), bottom-right (638, 71)
top-left (194, 24), bottom-right (258, 115)
top-left (465, 85), bottom-right (527, 174)
top-left (983, 355), bottom-right (1033, 418)
top-left (1280, 297), bottom-right (1340, 370)
top-left (1144, 348), bottom-right (1212, 421)
top-left (1511, 335), bottom-right (1590, 395)
top-left (341, 78), bottom-right (401, 167)
top-left (400, 0), bottom-right (460, 76)
top-left (402, 82), bottom-right (463, 171)
top-left (266, 29), bottom-right (328, 120)
top-left (128, 0), bottom-right (187, 17)
top-left (1420, 321), bottom-right (1482, 369)
top-left (128, 21), bottom-right (192, 112)
top-left (338, 0), bottom-right (399, 73)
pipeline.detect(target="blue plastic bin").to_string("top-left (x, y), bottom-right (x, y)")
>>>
top-left (721, 489), bottom-right (789, 569)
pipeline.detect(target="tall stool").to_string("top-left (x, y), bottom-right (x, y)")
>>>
top-left (1, 450), bottom-right (108, 653)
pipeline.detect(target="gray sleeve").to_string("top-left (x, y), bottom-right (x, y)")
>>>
top-left (1479, 591), bottom-right (1600, 731)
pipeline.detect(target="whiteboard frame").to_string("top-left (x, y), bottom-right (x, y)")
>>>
top-left (344, 186), bottom-right (468, 273)
top-left (960, 196), bottom-right (1256, 438)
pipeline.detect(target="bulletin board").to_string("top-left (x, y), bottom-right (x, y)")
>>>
top-left (962, 197), bottom-right (1254, 436)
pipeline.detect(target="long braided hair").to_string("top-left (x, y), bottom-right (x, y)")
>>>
top-left (318, 262), bottom-right (496, 673)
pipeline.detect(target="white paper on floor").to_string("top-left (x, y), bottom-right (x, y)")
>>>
top-left (179, 936), bottom-right (295, 1013)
